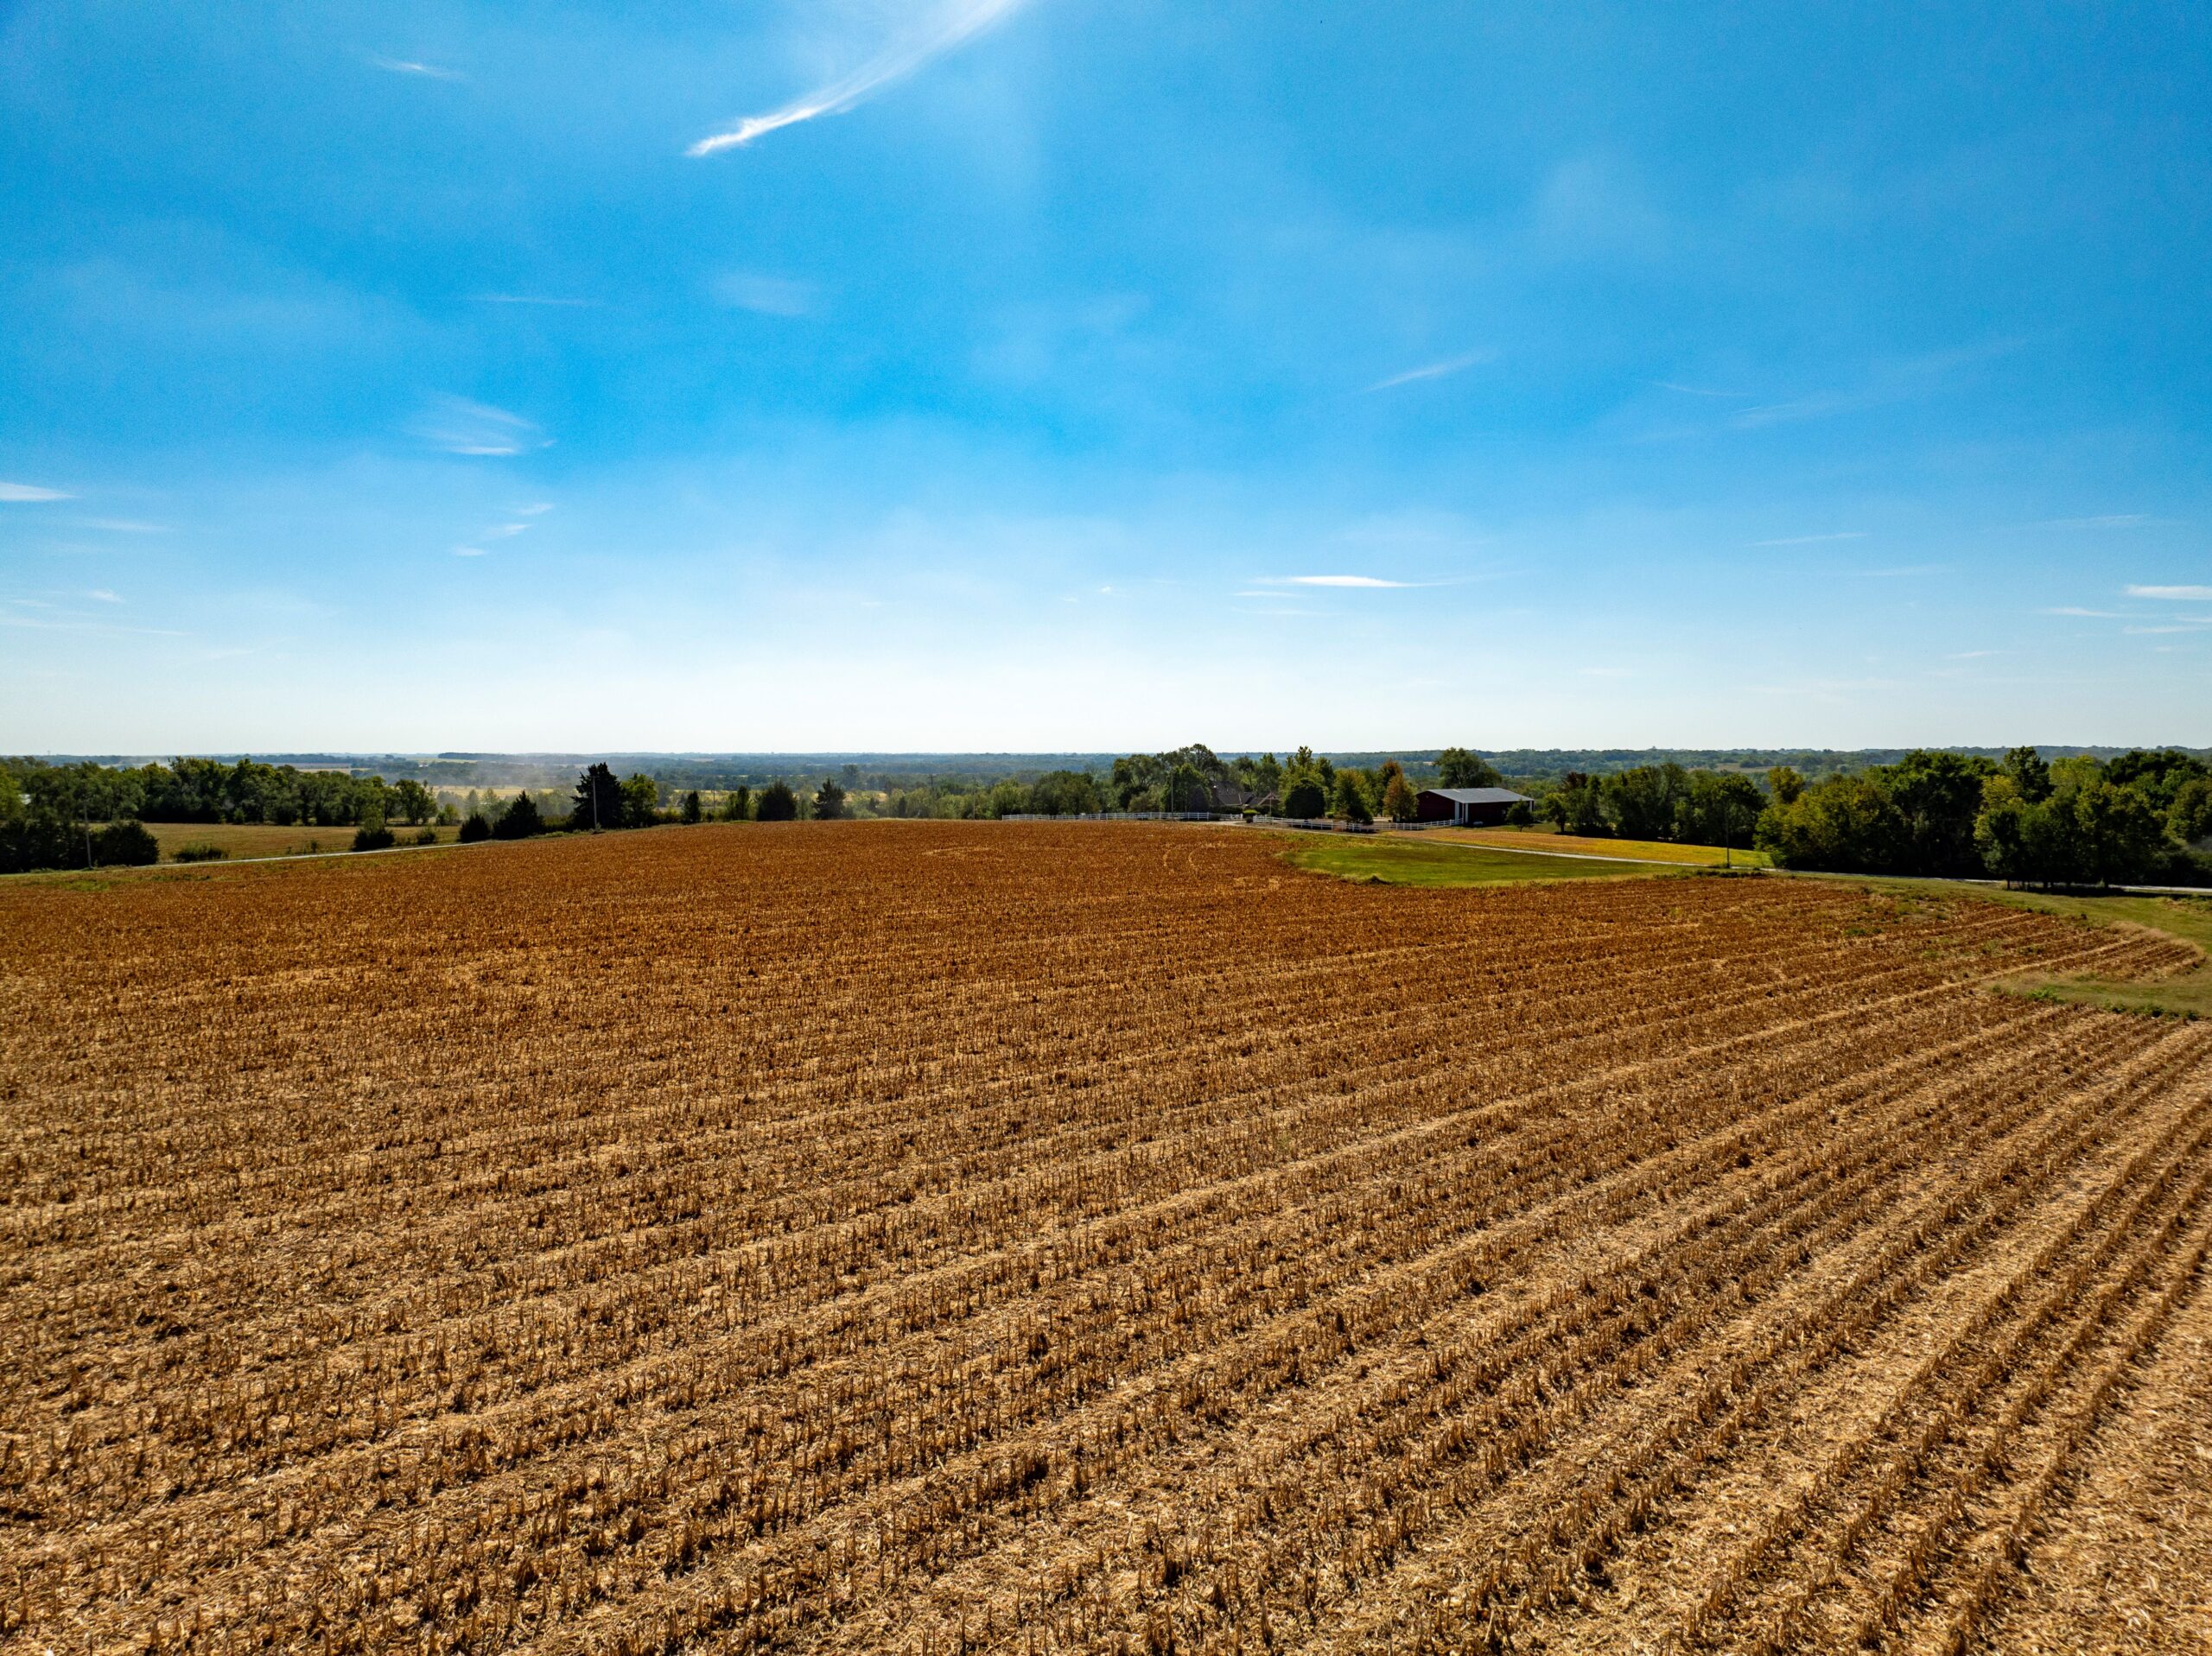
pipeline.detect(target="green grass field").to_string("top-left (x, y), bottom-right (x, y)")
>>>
top-left (1281, 832), bottom-right (1682, 888)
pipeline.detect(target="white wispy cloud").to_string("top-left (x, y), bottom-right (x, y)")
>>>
top-left (74, 517), bottom-right (168, 533)
top-left (2041, 606), bottom-right (2120, 618)
top-left (482, 523), bottom-right (532, 539)
top-left (85, 589), bottom-right (122, 603)
top-left (2126, 583), bottom-right (2212, 600)
top-left (1365, 350), bottom-right (1492, 393)
top-left (1751, 531), bottom-right (1866, 547)
top-left (1647, 380), bottom-right (1751, 398)
top-left (689, 0), bottom-right (1029, 155)
top-left (1732, 391), bottom-right (1866, 428)
top-left (367, 54), bottom-right (464, 81)
top-left (515, 502), bottom-right (555, 516)
top-left (1947, 649), bottom-right (1996, 659)
top-left (473, 293), bottom-right (592, 308)
top-left (1282, 575), bottom-right (1410, 588)
top-left (0, 614), bottom-right (185, 636)
top-left (2044, 514), bottom-right (2152, 530)
top-left (415, 397), bottom-right (550, 457)
top-left (715, 271), bottom-right (818, 317)
top-left (0, 481), bottom-right (73, 502)
top-left (453, 545), bottom-right (492, 558)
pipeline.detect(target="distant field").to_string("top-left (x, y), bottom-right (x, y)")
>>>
top-left (1405, 824), bottom-right (1773, 867)
top-left (1284, 830), bottom-right (1675, 886)
top-left (144, 821), bottom-right (454, 861)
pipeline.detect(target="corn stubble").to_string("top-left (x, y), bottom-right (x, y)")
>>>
top-left (3, 822), bottom-right (2209, 1654)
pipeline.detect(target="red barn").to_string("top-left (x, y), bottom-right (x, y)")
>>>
top-left (1416, 786), bottom-right (1530, 826)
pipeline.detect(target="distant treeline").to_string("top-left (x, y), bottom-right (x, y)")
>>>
top-left (41, 744), bottom-right (2203, 796)
top-left (8, 745), bottom-right (2209, 886)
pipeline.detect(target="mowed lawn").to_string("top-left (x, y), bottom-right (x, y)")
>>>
top-left (1282, 831), bottom-right (1682, 887)
top-left (1399, 824), bottom-right (1772, 868)
top-left (144, 822), bottom-right (454, 861)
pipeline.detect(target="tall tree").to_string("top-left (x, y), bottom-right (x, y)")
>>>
top-left (573, 764), bottom-right (622, 831)
top-left (620, 774), bottom-right (660, 828)
top-left (756, 780), bottom-right (798, 822)
top-left (1436, 746), bottom-right (1503, 789)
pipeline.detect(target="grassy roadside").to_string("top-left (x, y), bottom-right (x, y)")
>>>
top-left (1801, 871), bottom-right (2212, 1018)
top-left (1981, 889), bottom-right (2212, 1018)
top-left (1280, 831), bottom-right (1682, 888)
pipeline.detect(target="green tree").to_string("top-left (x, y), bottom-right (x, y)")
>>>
top-left (679, 789), bottom-right (704, 824)
top-left (1541, 772), bottom-right (1608, 836)
top-left (573, 764), bottom-right (623, 831)
top-left (1281, 777), bottom-right (1327, 819)
top-left (757, 780), bottom-right (798, 822)
top-left (718, 785), bottom-right (753, 822)
top-left (92, 821), bottom-right (159, 866)
top-left (2074, 779), bottom-right (2163, 886)
top-left (1765, 765), bottom-right (1805, 806)
top-left (1886, 750), bottom-right (1994, 877)
top-left (391, 779), bottom-right (435, 826)
top-left (2171, 777), bottom-right (2212, 846)
top-left (815, 778), bottom-right (849, 820)
top-left (458, 812), bottom-right (493, 843)
top-left (2000, 746), bottom-right (2052, 803)
top-left (1679, 771), bottom-right (1765, 848)
top-left (620, 774), bottom-right (659, 828)
top-left (1603, 764), bottom-right (1690, 841)
top-left (1380, 763), bottom-right (1419, 823)
top-left (492, 793), bottom-right (543, 840)
top-left (1756, 774), bottom-right (1905, 872)
top-left (1436, 746), bottom-right (1503, 789)
top-left (1330, 771), bottom-right (1373, 824)
top-left (1028, 770), bottom-right (1103, 815)
top-left (1164, 762), bottom-right (1210, 813)
top-left (1974, 784), bottom-right (2027, 885)
top-left (2104, 747), bottom-right (2209, 811)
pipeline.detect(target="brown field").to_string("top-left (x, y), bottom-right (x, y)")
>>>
top-left (3, 821), bottom-right (2210, 1655)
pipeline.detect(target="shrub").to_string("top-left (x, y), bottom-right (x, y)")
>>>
top-left (493, 794), bottom-right (544, 840)
top-left (410, 827), bottom-right (439, 847)
top-left (353, 822), bottom-right (396, 852)
top-left (92, 821), bottom-right (160, 866)
top-left (174, 841), bottom-right (228, 863)
top-left (458, 812), bottom-right (493, 843)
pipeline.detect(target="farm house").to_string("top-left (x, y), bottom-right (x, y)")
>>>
top-left (1415, 785), bottom-right (1531, 826)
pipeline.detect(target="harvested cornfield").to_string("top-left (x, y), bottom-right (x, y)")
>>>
top-left (3, 821), bottom-right (2209, 1654)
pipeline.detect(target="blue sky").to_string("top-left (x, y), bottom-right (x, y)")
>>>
top-left (3, 2), bottom-right (2209, 752)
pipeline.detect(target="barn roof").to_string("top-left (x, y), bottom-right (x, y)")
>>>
top-left (1421, 787), bottom-right (1530, 804)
